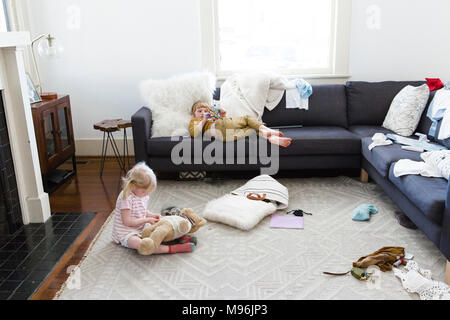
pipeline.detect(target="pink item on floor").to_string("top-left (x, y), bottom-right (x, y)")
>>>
top-left (270, 215), bottom-right (304, 229)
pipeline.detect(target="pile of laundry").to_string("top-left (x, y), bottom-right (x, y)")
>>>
top-left (324, 246), bottom-right (450, 300)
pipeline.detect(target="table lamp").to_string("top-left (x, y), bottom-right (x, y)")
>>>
top-left (31, 34), bottom-right (64, 100)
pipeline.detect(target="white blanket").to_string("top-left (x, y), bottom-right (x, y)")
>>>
top-left (220, 72), bottom-right (297, 120)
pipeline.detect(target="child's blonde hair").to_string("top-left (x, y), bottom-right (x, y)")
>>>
top-left (122, 162), bottom-right (157, 199)
top-left (191, 101), bottom-right (210, 115)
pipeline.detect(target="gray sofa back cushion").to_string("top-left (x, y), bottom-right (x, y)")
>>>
top-left (214, 85), bottom-right (348, 128)
top-left (346, 81), bottom-right (426, 126)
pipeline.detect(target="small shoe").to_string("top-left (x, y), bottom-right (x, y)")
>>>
top-left (395, 211), bottom-right (418, 230)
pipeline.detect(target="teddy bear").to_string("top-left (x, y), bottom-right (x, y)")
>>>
top-left (138, 207), bottom-right (206, 255)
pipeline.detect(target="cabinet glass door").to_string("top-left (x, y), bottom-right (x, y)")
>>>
top-left (43, 113), bottom-right (56, 157)
top-left (58, 107), bottom-right (70, 149)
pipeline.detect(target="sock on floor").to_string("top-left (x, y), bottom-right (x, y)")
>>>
top-left (168, 243), bottom-right (195, 254)
top-left (178, 235), bottom-right (197, 245)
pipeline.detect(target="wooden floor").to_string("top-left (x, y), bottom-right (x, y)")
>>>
top-left (30, 157), bottom-right (133, 300)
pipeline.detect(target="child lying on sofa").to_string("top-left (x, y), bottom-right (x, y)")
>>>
top-left (189, 101), bottom-right (292, 147)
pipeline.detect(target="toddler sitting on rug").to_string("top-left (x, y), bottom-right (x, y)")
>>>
top-left (112, 162), bottom-right (195, 255)
top-left (189, 101), bottom-right (292, 147)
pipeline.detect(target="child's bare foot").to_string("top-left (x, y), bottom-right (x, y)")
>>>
top-left (259, 127), bottom-right (284, 138)
top-left (268, 136), bottom-right (292, 147)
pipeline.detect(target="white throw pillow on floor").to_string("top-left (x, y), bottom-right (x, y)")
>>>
top-left (140, 72), bottom-right (216, 138)
top-left (382, 84), bottom-right (430, 136)
top-left (202, 194), bottom-right (277, 230)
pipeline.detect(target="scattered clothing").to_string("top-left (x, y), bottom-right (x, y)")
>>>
top-left (426, 88), bottom-right (450, 139)
top-left (352, 204), bottom-right (378, 221)
top-left (394, 260), bottom-right (450, 300)
top-left (393, 159), bottom-right (443, 178)
top-left (353, 246), bottom-right (405, 272)
top-left (368, 133), bottom-right (393, 150)
top-left (395, 211), bottom-right (418, 230)
top-left (286, 88), bottom-right (308, 110)
top-left (386, 133), bottom-right (447, 151)
top-left (286, 78), bottom-right (312, 110)
top-left (220, 72), bottom-right (298, 120)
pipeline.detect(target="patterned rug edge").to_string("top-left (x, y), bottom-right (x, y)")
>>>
top-left (53, 211), bottom-right (115, 300)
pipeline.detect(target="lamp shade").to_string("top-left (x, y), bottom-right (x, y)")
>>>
top-left (37, 35), bottom-right (64, 59)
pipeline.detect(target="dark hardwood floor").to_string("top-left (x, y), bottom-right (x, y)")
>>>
top-left (30, 157), bottom-right (133, 300)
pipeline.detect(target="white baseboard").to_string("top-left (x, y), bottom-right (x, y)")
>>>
top-left (75, 138), bottom-right (135, 157)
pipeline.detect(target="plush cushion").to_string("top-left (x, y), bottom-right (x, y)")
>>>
top-left (382, 84), bottom-right (430, 136)
top-left (148, 126), bottom-right (361, 158)
top-left (215, 85), bottom-right (348, 127)
top-left (349, 125), bottom-right (393, 138)
top-left (139, 72), bottom-right (216, 138)
top-left (279, 127), bottom-right (361, 155)
top-left (346, 81), bottom-right (426, 126)
top-left (388, 164), bottom-right (447, 225)
top-left (421, 150), bottom-right (450, 180)
top-left (426, 78), bottom-right (444, 91)
top-left (361, 137), bottom-right (422, 178)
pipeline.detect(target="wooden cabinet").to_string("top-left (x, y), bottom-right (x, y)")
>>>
top-left (31, 95), bottom-right (76, 192)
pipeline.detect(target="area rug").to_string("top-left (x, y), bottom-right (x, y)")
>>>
top-left (56, 176), bottom-right (447, 300)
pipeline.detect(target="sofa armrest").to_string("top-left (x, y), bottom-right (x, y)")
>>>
top-left (442, 182), bottom-right (450, 260)
top-left (131, 106), bottom-right (152, 164)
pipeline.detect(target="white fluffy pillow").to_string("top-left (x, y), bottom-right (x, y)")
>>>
top-left (421, 150), bottom-right (450, 180)
top-left (140, 72), bottom-right (216, 138)
top-left (382, 84), bottom-right (430, 136)
top-left (202, 194), bottom-right (277, 230)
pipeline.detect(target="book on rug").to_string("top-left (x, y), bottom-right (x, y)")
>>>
top-left (270, 215), bottom-right (304, 229)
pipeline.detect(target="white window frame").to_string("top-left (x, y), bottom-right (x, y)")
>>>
top-left (199, 0), bottom-right (352, 80)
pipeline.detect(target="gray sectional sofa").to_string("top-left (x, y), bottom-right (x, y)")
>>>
top-left (132, 81), bottom-right (450, 262)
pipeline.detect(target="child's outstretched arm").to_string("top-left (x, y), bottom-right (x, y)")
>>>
top-left (121, 209), bottom-right (157, 227)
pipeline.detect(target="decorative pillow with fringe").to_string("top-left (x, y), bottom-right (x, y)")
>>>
top-left (140, 72), bottom-right (216, 138)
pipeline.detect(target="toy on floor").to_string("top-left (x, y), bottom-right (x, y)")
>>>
top-left (351, 204), bottom-right (378, 221)
top-left (138, 207), bottom-right (206, 255)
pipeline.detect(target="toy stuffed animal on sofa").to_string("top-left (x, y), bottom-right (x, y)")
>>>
top-left (138, 207), bottom-right (206, 255)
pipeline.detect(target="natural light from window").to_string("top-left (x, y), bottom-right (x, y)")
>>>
top-left (216, 0), bottom-right (335, 74)
top-left (0, 1), bottom-right (8, 32)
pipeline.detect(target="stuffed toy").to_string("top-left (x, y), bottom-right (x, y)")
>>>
top-left (138, 207), bottom-right (206, 255)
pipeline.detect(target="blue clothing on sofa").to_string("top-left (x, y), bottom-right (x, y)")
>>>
top-left (296, 79), bottom-right (313, 99)
top-left (352, 204), bottom-right (378, 221)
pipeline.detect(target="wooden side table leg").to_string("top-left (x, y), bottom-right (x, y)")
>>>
top-left (100, 131), bottom-right (109, 177)
top-left (72, 155), bottom-right (77, 174)
top-left (360, 168), bottom-right (369, 183)
top-left (109, 132), bottom-right (126, 173)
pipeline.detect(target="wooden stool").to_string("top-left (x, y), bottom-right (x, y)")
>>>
top-left (93, 119), bottom-right (131, 177)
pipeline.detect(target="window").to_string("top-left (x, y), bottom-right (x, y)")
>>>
top-left (1, 0), bottom-right (10, 32)
top-left (200, 0), bottom-right (351, 79)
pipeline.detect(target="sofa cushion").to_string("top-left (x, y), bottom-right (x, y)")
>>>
top-left (346, 81), bottom-right (426, 126)
top-left (388, 164), bottom-right (447, 225)
top-left (279, 126), bottom-right (360, 155)
top-left (349, 125), bottom-right (393, 138)
top-left (361, 137), bottom-right (422, 178)
top-left (262, 84), bottom-right (348, 128)
top-left (147, 126), bottom-right (360, 158)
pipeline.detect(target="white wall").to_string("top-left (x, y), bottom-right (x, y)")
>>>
top-left (350, 0), bottom-right (450, 81)
top-left (26, 0), bottom-right (202, 154)
top-left (25, 0), bottom-right (450, 154)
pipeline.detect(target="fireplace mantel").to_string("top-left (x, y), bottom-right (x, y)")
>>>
top-left (0, 31), bottom-right (51, 224)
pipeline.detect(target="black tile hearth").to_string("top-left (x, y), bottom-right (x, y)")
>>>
top-left (0, 212), bottom-right (95, 300)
